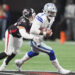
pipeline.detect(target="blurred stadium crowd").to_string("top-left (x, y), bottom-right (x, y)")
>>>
top-left (0, 0), bottom-right (75, 42)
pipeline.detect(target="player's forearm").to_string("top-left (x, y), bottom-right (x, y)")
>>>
top-left (23, 33), bottom-right (34, 39)
top-left (19, 29), bottom-right (34, 40)
top-left (30, 29), bottom-right (41, 35)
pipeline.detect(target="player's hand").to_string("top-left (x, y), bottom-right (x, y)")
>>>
top-left (46, 29), bottom-right (52, 37)
top-left (17, 26), bottom-right (25, 29)
top-left (40, 28), bottom-right (53, 37)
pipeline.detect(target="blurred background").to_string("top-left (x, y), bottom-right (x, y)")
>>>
top-left (0, 0), bottom-right (75, 43)
top-left (0, 0), bottom-right (75, 72)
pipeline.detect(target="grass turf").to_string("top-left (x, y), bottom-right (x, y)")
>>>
top-left (0, 40), bottom-right (75, 72)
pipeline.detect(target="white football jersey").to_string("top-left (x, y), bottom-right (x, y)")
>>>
top-left (30, 12), bottom-right (55, 45)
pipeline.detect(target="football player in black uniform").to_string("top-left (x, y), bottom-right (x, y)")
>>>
top-left (0, 8), bottom-right (37, 71)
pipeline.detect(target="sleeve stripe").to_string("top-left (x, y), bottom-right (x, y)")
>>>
top-left (36, 16), bottom-right (43, 23)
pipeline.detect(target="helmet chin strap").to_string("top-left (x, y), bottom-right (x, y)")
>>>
top-left (47, 16), bottom-right (51, 22)
top-left (24, 16), bottom-right (29, 20)
top-left (23, 14), bottom-right (29, 20)
top-left (47, 16), bottom-right (52, 20)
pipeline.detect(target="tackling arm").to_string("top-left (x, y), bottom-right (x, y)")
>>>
top-left (30, 20), bottom-right (52, 37)
top-left (17, 26), bottom-right (34, 39)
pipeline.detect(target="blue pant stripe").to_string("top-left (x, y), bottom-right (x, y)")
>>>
top-left (31, 41), bottom-right (50, 53)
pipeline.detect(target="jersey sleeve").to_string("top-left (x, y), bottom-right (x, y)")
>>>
top-left (19, 28), bottom-right (34, 39)
top-left (48, 17), bottom-right (55, 29)
top-left (30, 13), bottom-right (43, 35)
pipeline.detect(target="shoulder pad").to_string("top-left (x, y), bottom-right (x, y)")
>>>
top-left (35, 13), bottom-right (45, 23)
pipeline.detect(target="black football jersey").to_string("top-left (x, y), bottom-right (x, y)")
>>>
top-left (8, 16), bottom-right (31, 38)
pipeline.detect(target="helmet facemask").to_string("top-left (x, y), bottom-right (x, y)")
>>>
top-left (48, 11), bottom-right (56, 17)
top-left (22, 8), bottom-right (32, 20)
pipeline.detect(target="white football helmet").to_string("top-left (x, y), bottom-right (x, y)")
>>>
top-left (43, 3), bottom-right (57, 17)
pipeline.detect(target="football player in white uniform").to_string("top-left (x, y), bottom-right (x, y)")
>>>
top-left (0, 8), bottom-right (38, 71)
top-left (15, 3), bottom-right (71, 74)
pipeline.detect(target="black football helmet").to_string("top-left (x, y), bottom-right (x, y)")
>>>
top-left (22, 8), bottom-right (36, 19)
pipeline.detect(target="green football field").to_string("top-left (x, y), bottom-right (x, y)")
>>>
top-left (0, 40), bottom-right (75, 72)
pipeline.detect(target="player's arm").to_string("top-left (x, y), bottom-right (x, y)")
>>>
top-left (30, 19), bottom-right (41, 35)
top-left (17, 26), bottom-right (34, 39)
top-left (30, 19), bottom-right (52, 37)
top-left (30, 15), bottom-right (53, 37)
top-left (43, 17), bottom-right (55, 37)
